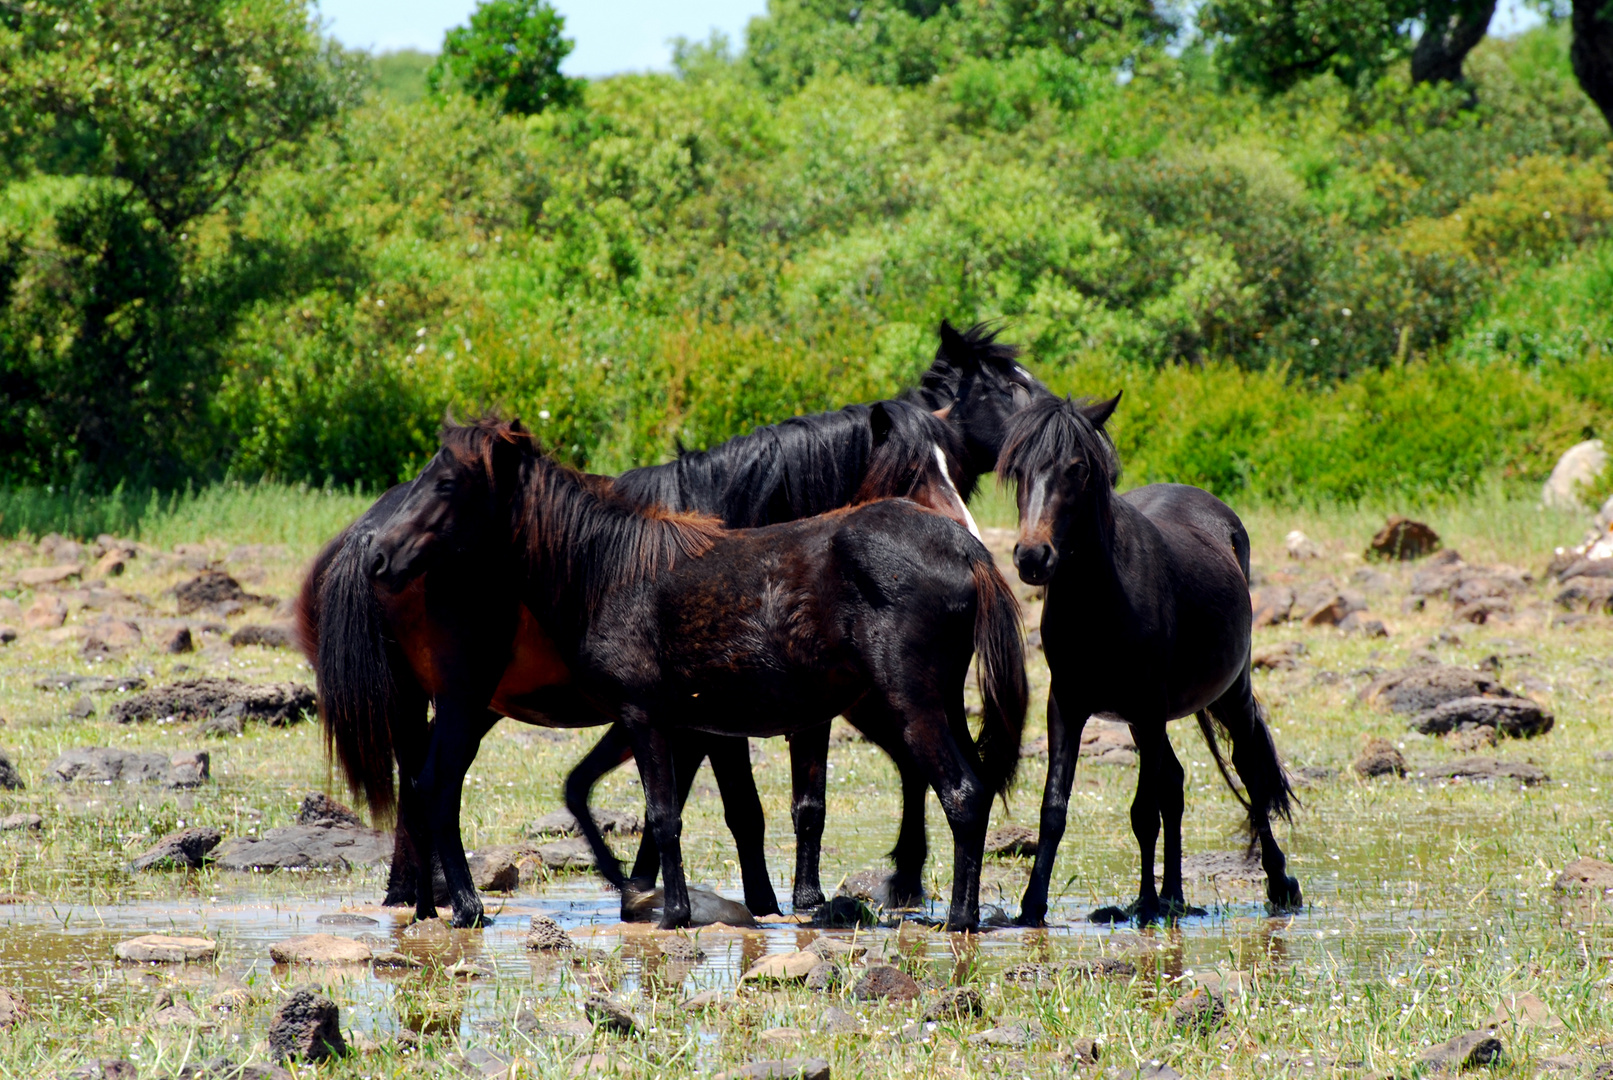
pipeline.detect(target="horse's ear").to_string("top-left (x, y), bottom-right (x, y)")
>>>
top-left (938, 320), bottom-right (977, 371)
top-left (870, 401), bottom-right (895, 446)
top-left (932, 404), bottom-right (953, 422)
top-left (1081, 392), bottom-right (1122, 429)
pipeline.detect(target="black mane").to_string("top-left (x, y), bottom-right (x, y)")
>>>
top-left (997, 395), bottom-right (1120, 489)
top-left (905, 321), bottom-right (1034, 411)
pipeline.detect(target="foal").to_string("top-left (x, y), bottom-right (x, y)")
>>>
top-left (367, 419), bottom-right (1028, 931)
top-left (998, 395), bottom-right (1302, 925)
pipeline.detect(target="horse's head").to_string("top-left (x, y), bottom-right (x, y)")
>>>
top-left (857, 400), bottom-right (980, 539)
top-left (997, 393), bottom-right (1121, 587)
top-left (911, 320), bottom-right (1047, 484)
top-left (367, 419), bottom-right (531, 589)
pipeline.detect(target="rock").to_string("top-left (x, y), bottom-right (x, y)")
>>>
top-left (0, 625), bottom-right (16, 644)
top-left (114, 934), bottom-right (218, 963)
top-left (316, 913), bottom-right (378, 927)
top-left (33, 673), bottom-right (146, 693)
top-left (213, 824), bottom-right (389, 871)
top-left (622, 885), bottom-right (756, 927)
top-left (1368, 516), bottom-right (1441, 560)
top-left (92, 551), bottom-right (126, 578)
top-left (131, 826), bottom-right (222, 870)
top-left (18, 564), bottom-right (82, 587)
top-left (528, 807), bottom-right (641, 836)
top-left (1073, 1037), bottom-right (1102, 1064)
top-left (1544, 439), bottom-right (1607, 508)
top-left (743, 951), bottom-right (820, 984)
top-left (161, 627), bottom-right (195, 654)
top-left (1425, 757), bottom-right (1550, 785)
top-left (804, 960), bottom-right (844, 991)
top-left (584, 993), bottom-right (639, 1035)
top-left (1556, 857), bottom-right (1613, 893)
top-left (526, 914), bottom-right (576, 951)
top-left (759, 1027), bottom-right (805, 1047)
top-left (23, 595), bottom-right (67, 630)
top-left (81, 619), bottom-right (141, 655)
top-left (0, 813), bottom-right (41, 831)
top-left (467, 849), bottom-right (520, 891)
top-left (817, 1006), bottom-right (860, 1034)
top-left (0, 986), bottom-right (28, 1029)
top-left (1169, 986), bottom-right (1225, 1032)
top-left (836, 869), bottom-right (893, 907)
top-left (229, 623), bottom-right (297, 649)
top-left (1176, 851), bottom-right (1266, 884)
top-left (533, 837), bottom-right (597, 871)
top-left (983, 825), bottom-right (1038, 858)
top-left (67, 695), bottom-right (96, 719)
top-left (967, 1024), bottom-right (1029, 1048)
top-left (174, 571), bottom-right (268, 615)
top-left (809, 895), bottom-right (877, 927)
top-left (1081, 717), bottom-right (1138, 766)
top-left (1353, 737), bottom-right (1405, 778)
top-left (805, 936), bottom-right (866, 961)
top-left (1285, 530), bottom-right (1320, 559)
top-left (48, 747), bottom-right (208, 787)
top-left (1484, 992), bottom-right (1561, 1030)
top-left (852, 965), bottom-right (921, 1002)
top-left (1249, 585), bottom-right (1295, 628)
top-left (1337, 612), bottom-right (1388, 637)
top-left (149, 990), bottom-right (206, 1028)
top-left (0, 749), bottom-right (21, 790)
top-left (111, 678), bottom-right (315, 726)
top-left (1447, 727), bottom-right (1497, 753)
top-left (270, 934), bottom-right (373, 965)
top-left (1360, 665), bottom-right (1516, 713)
top-left (1417, 1029), bottom-right (1503, 1072)
top-left (198, 713), bottom-right (243, 738)
top-left (714, 1059), bottom-right (831, 1080)
top-left (1252, 641), bottom-right (1306, 671)
top-left (1303, 593), bottom-right (1366, 627)
top-left (658, 934), bottom-right (705, 962)
top-left (269, 988), bottom-right (346, 1062)
top-left (1554, 578), bottom-right (1613, 610)
top-left (1409, 696), bottom-right (1554, 739)
top-left (923, 986), bottom-right (984, 1021)
top-left (297, 792), bottom-right (365, 828)
top-left (681, 989), bottom-right (726, 1012)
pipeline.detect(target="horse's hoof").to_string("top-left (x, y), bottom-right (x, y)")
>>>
top-left (1014, 912), bottom-right (1048, 928)
top-left (1160, 899), bottom-right (1208, 921)
top-left (887, 881), bottom-right (926, 909)
top-left (1089, 904), bottom-right (1132, 924)
top-left (792, 889), bottom-right (827, 912)
top-left (1268, 877), bottom-right (1304, 912)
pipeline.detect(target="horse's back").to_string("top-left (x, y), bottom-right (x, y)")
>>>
top-left (1121, 483), bottom-right (1250, 582)
top-left (831, 498), bottom-right (985, 614)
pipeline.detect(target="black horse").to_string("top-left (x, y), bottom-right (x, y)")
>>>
top-left (997, 394), bottom-right (1303, 926)
top-left (301, 321), bottom-right (1043, 924)
top-left (367, 419), bottom-right (1029, 931)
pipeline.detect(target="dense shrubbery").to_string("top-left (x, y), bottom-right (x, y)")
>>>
top-left (3, 0), bottom-right (1613, 511)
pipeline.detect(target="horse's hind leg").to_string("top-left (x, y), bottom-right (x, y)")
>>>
top-left (707, 736), bottom-right (782, 916)
top-left (1127, 721), bottom-right (1167, 925)
top-left (1157, 730), bottom-right (1203, 919)
top-left (1209, 671), bottom-right (1303, 910)
top-left (1018, 683), bottom-right (1084, 927)
top-left (562, 723), bottom-right (636, 893)
top-left (887, 765), bottom-right (929, 908)
top-left (787, 722), bottom-right (830, 911)
top-left (620, 710), bottom-right (692, 928)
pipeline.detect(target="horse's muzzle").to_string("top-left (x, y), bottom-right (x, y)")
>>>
top-left (1014, 542), bottom-right (1056, 587)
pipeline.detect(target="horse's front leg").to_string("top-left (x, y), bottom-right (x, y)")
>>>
top-left (1017, 683), bottom-right (1084, 927)
top-left (707, 736), bottom-right (781, 916)
top-left (622, 709), bottom-right (691, 929)
top-left (887, 765), bottom-right (929, 908)
top-left (414, 705), bottom-right (498, 927)
top-left (562, 722), bottom-right (636, 892)
top-left (1127, 721), bottom-right (1167, 926)
top-left (885, 698), bottom-right (987, 932)
top-left (786, 723), bottom-right (830, 911)
top-left (1157, 728), bottom-right (1201, 919)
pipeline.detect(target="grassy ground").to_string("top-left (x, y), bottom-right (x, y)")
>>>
top-left (1, 483), bottom-right (1612, 1078)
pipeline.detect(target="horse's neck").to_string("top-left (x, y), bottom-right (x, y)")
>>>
top-left (1063, 486), bottom-right (1141, 601)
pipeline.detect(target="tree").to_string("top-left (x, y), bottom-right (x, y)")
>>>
top-left (0, 0), bottom-right (357, 485)
top-left (1572, 0), bottom-right (1613, 129)
top-left (428, 0), bottom-right (582, 115)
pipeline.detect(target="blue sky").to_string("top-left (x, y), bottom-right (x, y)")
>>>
top-left (316, 0), bottom-right (1546, 78)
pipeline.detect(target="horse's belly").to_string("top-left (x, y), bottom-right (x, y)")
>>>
top-left (488, 608), bottom-right (575, 718)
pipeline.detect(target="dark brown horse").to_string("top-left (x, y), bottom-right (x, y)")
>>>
top-left (997, 395), bottom-right (1302, 926)
top-left (365, 419), bottom-right (1028, 930)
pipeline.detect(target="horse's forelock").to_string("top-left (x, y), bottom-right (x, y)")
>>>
top-left (440, 417), bottom-right (535, 486)
top-left (998, 396), bottom-right (1118, 488)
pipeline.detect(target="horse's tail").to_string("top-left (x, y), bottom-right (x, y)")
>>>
top-left (970, 557), bottom-right (1028, 797)
top-left (1197, 679), bottom-right (1297, 847)
top-left (311, 528), bottom-right (411, 824)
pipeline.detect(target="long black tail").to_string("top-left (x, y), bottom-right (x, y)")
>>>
top-left (971, 558), bottom-right (1028, 797)
top-left (1196, 683), bottom-right (1296, 843)
top-left (307, 526), bottom-right (418, 824)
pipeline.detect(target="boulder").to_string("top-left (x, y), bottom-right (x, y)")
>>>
top-left (852, 965), bottom-right (921, 1003)
top-left (1425, 757), bottom-right (1550, 785)
top-left (269, 988), bottom-right (346, 1063)
top-left (923, 986), bottom-right (985, 1021)
top-left (528, 807), bottom-right (641, 837)
top-left (0, 749), bottom-right (21, 790)
top-left (114, 934), bottom-right (218, 963)
top-left (173, 571), bottom-right (269, 615)
top-left (742, 951), bottom-right (820, 984)
top-left (804, 960), bottom-right (844, 991)
top-left (18, 565), bottom-right (81, 587)
top-left (48, 747), bottom-right (209, 788)
top-left (584, 994), bottom-right (639, 1036)
top-left (714, 1059), bottom-right (831, 1080)
top-left (1360, 665), bottom-right (1516, 713)
top-left (983, 825), bottom-right (1038, 858)
top-left (213, 824), bottom-right (388, 871)
top-left (33, 673), bottom-right (147, 694)
top-left (1284, 531), bottom-right (1320, 559)
top-left (131, 826), bottom-right (222, 871)
top-left (161, 627), bottom-right (195, 654)
top-left (81, 619), bottom-right (141, 656)
top-left (1556, 857), bottom-right (1613, 893)
top-left (1169, 986), bottom-right (1225, 1032)
top-left (657, 934), bottom-right (704, 962)
top-left (1409, 697), bottom-right (1554, 739)
top-left (0, 986), bottom-right (28, 1029)
top-left (111, 678), bottom-right (315, 726)
top-left (533, 837), bottom-right (597, 871)
top-left (467, 849), bottom-right (520, 891)
top-left (1252, 641), bottom-right (1307, 671)
top-left (1417, 1030), bottom-right (1503, 1072)
top-left (229, 623), bottom-right (297, 649)
top-left (1249, 586), bottom-right (1295, 628)
top-left (622, 886), bottom-right (755, 927)
top-left (269, 934), bottom-right (373, 965)
top-left (1081, 717), bottom-right (1138, 766)
top-left (24, 595), bottom-right (67, 630)
top-left (1353, 737), bottom-right (1405, 779)
top-left (296, 792), bottom-right (364, 828)
top-left (967, 1024), bottom-right (1030, 1048)
top-left (1303, 593), bottom-right (1367, 627)
top-left (1368, 516), bottom-right (1440, 560)
top-left (1543, 439), bottom-right (1607, 509)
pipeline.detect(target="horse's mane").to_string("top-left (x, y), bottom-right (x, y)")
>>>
top-left (996, 395), bottom-right (1121, 489)
top-left (612, 400), bottom-right (965, 528)
top-left (905, 320), bottom-right (1030, 411)
top-left (441, 418), bottom-right (723, 613)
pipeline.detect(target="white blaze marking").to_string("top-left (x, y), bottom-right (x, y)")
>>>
top-left (1022, 473), bottom-right (1048, 538)
top-left (933, 444), bottom-right (981, 540)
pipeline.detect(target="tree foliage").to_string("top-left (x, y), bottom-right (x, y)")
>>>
top-left (428, 0), bottom-right (582, 115)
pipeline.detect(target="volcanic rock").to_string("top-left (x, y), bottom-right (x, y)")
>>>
top-left (174, 571), bottom-right (268, 615)
top-left (1409, 696), bottom-right (1554, 739)
top-left (1425, 757), bottom-right (1550, 785)
top-left (1368, 516), bottom-right (1440, 560)
top-left (1360, 665), bottom-right (1516, 713)
top-left (852, 965), bottom-right (921, 1002)
top-left (584, 994), bottom-right (639, 1036)
top-left (296, 792), bottom-right (364, 828)
top-left (81, 619), bottom-right (141, 656)
top-left (923, 986), bottom-right (985, 1021)
top-left (984, 825), bottom-right (1038, 858)
top-left (1252, 641), bottom-right (1307, 671)
top-left (1417, 1029), bottom-right (1503, 1072)
top-left (33, 673), bottom-right (147, 694)
top-left (1169, 986), bottom-right (1225, 1032)
top-left (808, 895), bottom-right (877, 927)
top-left (229, 623), bottom-right (296, 649)
top-left (114, 934), bottom-right (218, 963)
top-left (1352, 737), bottom-right (1405, 778)
top-left (67, 695), bottom-right (96, 719)
top-left (534, 837), bottom-right (597, 870)
top-left (467, 849), bottom-right (521, 891)
top-left (48, 747), bottom-right (208, 787)
top-left (24, 595), bottom-right (67, 630)
top-left (1249, 586), bottom-right (1295, 627)
top-left (1556, 857), bottom-right (1613, 893)
top-left (657, 934), bottom-right (705, 962)
top-left (18, 565), bottom-right (81, 587)
top-left (213, 824), bottom-right (388, 871)
top-left (968, 1024), bottom-right (1030, 1048)
top-left (161, 627), bottom-right (195, 654)
top-left (269, 988), bottom-right (346, 1062)
top-left (1303, 593), bottom-right (1367, 627)
top-left (622, 885), bottom-right (755, 927)
top-left (0, 749), bottom-right (21, 790)
top-left (742, 951), bottom-right (820, 984)
top-left (111, 678), bottom-right (315, 726)
top-left (804, 960), bottom-right (844, 991)
top-left (528, 807), bottom-right (641, 836)
top-left (0, 986), bottom-right (27, 1029)
top-left (131, 826), bottom-right (222, 871)
top-left (1082, 717), bottom-right (1138, 766)
top-left (269, 934), bottom-right (373, 965)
